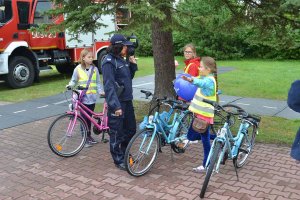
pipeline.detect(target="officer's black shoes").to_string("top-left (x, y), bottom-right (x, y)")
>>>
top-left (115, 163), bottom-right (126, 171)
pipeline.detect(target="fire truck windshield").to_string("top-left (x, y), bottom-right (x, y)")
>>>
top-left (0, 0), bottom-right (12, 26)
top-left (34, 1), bottom-right (53, 24)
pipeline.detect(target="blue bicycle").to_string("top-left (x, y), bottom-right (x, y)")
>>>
top-left (124, 90), bottom-right (193, 176)
top-left (200, 99), bottom-right (261, 198)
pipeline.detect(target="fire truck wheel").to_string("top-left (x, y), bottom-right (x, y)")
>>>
top-left (97, 50), bottom-right (107, 74)
top-left (56, 63), bottom-right (74, 74)
top-left (5, 56), bottom-right (35, 88)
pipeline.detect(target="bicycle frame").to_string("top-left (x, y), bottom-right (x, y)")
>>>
top-left (205, 119), bottom-right (251, 173)
top-left (142, 109), bottom-right (189, 154)
top-left (66, 92), bottom-right (109, 135)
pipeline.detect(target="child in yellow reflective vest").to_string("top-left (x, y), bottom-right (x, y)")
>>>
top-left (182, 56), bottom-right (218, 173)
top-left (68, 49), bottom-right (104, 147)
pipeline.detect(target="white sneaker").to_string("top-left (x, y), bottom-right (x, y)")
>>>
top-left (176, 139), bottom-right (189, 149)
top-left (182, 139), bottom-right (190, 149)
top-left (192, 165), bottom-right (205, 173)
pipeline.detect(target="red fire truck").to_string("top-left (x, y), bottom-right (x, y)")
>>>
top-left (0, 0), bottom-right (129, 88)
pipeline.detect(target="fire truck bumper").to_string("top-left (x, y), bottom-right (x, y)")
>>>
top-left (0, 52), bottom-right (9, 75)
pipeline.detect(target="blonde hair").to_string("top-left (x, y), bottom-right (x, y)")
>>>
top-left (79, 48), bottom-right (94, 69)
top-left (183, 43), bottom-right (197, 58)
top-left (202, 56), bottom-right (219, 102)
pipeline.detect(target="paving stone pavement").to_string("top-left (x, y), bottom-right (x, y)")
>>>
top-left (0, 117), bottom-right (299, 200)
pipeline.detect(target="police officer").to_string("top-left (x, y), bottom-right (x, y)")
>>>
top-left (102, 34), bottom-right (138, 170)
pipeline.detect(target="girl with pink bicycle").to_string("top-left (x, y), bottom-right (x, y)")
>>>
top-left (47, 49), bottom-right (108, 157)
top-left (67, 49), bottom-right (104, 147)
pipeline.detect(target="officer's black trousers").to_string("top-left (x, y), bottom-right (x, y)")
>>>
top-left (108, 100), bottom-right (136, 165)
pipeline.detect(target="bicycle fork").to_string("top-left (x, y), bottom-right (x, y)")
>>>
top-left (205, 139), bottom-right (226, 174)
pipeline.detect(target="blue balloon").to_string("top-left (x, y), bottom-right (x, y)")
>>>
top-left (174, 73), bottom-right (198, 101)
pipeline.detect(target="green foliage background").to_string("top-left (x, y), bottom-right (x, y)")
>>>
top-left (129, 0), bottom-right (300, 60)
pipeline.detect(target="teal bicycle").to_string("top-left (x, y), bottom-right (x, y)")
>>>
top-left (200, 99), bottom-right (261, 198)
top-left (124, 90), bottom-right (193, 176)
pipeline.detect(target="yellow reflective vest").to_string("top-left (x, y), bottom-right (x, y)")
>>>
top-left (184, 63), bottom-right (200, 78)
top-left (77, 66), bottom-right (97, 94)
top-left (188, 76), bottom-right (217, 117)
top-left (184, 63), bottom-right (193, 74)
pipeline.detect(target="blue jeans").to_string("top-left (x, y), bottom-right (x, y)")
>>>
top-left (187, 126), bottom-right (212, 167)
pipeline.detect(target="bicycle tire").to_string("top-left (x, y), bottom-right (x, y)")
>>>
top-left (236, 124), bottom-right (257, 168)
top-left (211, 104), bottom-right (245, 135)
top-left (200, 141), bottom-right (222, 199)
top-left (47, 113), bottom-right (87, 157)
top-left (124, 129), bottom-right (159, 177)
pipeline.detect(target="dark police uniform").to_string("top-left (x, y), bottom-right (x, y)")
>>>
top-left (102, 53), bottom-right (138, 165)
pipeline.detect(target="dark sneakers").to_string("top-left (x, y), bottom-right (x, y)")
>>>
top-left (84, 140), bottom-right (93, 148)
top-left (84, 136), bottom-right (98, 148)
top-left (115, 163), bottom-right (126, 171)
top-left (88, 136), bottom-right (98, 144)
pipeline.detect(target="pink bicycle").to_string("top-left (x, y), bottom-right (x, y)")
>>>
top-left (47, 86), bottom-right (109, 157)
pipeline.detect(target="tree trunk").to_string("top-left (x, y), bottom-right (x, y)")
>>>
top-left (151, 6), bottom-right (176, 99)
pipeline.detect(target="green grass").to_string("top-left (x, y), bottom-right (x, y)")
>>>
top-left (217, 60), bottom-right (300, 100)
top-left (0, 69), bottom-right (71, 102)
top-left (258, 116), bottom-right (299, 145)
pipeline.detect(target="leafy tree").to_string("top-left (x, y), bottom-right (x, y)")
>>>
top-left (43, 0), bottom-right (299, 98)
top-left (45, 0), bottom-right (177, 98)
top-left (173, 0), bottom-right (299, 59)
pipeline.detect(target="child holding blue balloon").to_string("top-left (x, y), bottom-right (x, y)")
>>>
top-left (182, 56), bottom-right (218, 173)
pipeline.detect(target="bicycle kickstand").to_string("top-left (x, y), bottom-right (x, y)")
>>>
top-left (233, 158), bottom-right (239, 181)
top-left (101, 131), bottom-right (109, 143)
top-left (170, 147), bottom-right (174, 162)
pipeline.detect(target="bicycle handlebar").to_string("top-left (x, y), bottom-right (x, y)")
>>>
top-left (66, 85), bottom-right (88, 91)
top-left (141, 90), bottom-right (153, 99)
top-left (203, 99), bottom-right (261, 123)
top-left (66, 86), bottom-right (87, 96)
top-left (141, 90), bottom-right (189, 110)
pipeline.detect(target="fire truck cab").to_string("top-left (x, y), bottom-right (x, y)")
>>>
top-left (0, 0), bottom-right (128, 88)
